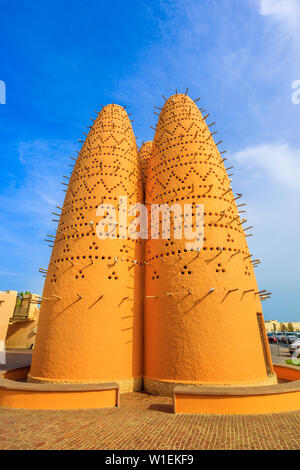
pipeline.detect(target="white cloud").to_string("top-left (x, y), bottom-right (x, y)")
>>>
top-left (258, 0), bottom-right (300, 32)
top-left (232, 143), bottom-right (300, 191)
top-left (15, 139), bottom-right (76, 222)
top-left (230, 142), bottom-right (300, 302)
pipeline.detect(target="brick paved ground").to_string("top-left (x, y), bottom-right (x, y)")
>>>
top-left (0, 392), bottom-right (300, 450)
top-left (1, 350), bottom-right (300, 450)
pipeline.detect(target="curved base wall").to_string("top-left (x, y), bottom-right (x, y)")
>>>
top-left (0, 367), bottom-right (120, 410)
top-left (144, 374), bottom-right (278, 397)
top-left (0, 388), bottom-right (119, 410)
top-left (1, 364), bottom-right (300, 414)
top-left (28, 374), bottom-right (142, 393)
top-left (173, 364), bottom-right (300, 415)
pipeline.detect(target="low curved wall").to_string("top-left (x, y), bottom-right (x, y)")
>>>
top-left (0, 367), bottom-right (120, 410)
top-left (273, 364), bottom-right (300, 382)
top-left (1, 366), bottom-right (30, 381)
top-left (174, 364), bottom-right (300, 415)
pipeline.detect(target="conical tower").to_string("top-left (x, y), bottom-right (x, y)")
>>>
top-left (139, 141), bottom-right (152, 181)
top-left (29, 104), bottom-right (144, 392)
top-left (144, 93), bottom-right (276, 395)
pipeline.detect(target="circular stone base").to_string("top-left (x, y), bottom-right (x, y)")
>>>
top-left (27, 374), bottom-right (142, 393)
top-left (144, 374), bottom-right (278, 397)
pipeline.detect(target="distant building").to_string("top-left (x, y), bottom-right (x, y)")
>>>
top-left (0, 291), bottom-right (17, 345)
top-left (265, 320), bottom-right (300, 332)
top-left (0, 291), bottom-right (40, 349)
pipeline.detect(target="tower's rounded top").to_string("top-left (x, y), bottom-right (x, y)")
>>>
top-left (96, 103), bottom-right (130, 121)
top-left (161, 93), bottom-right (195, 110)
top-left (155, 93), bottom-right (202, 125)
top-left (139, 141), bottom-right (153, 159)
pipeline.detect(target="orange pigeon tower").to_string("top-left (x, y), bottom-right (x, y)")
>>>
top-left (139, 141), bottom-right (152, 181)
top-left (144, 93), bottom-right (276, 395)
top-left (29, 104), bottom-right (144, 392)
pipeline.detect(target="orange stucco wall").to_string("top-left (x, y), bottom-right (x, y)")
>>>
top-left (30, 105), bottom-right (144, 388)
top-left (0, 388), bottom-right (118, 410)
top-left (144, 94), bottom-right (274, 388)
top-left (273, 364), bottom-right (300, 382)
top-left (174, 391), bottom-right (300, 415)
top-left (2, 367), bottom-right (31, 381)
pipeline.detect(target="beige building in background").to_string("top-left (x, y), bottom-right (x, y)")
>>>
top-left (0, 291), bottom-right (18, 345)
top-left (265, 320), bottom-right (300, 332)
top-left (0, 291), bottom-right (40, 349)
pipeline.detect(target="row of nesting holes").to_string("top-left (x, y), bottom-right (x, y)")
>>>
top-left (149, 217), bottom-right (242, 234)
top-left (145, 246), bottom-right (249, 262)
top-left (75, 270), bottom-right (119, 281)
top-left (52, 255), bottom-right (143, 265)
top-left (150, 195), bottom-right (235, 205)
top-left (154, 168), bottom-right (225, 187)
top-left (149, 158), bottom-right (226, 179)
top-left (153, 140), bottom-right (222, 160)
top-left (70, 168), bottom-right (141, 184)
top-left (57, 231), bottom-right (143, 243)
top-left (78, 143), bottom-right (136, 164)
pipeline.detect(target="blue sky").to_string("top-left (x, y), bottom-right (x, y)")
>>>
top-left (0, 0), bottom-right (299, 321)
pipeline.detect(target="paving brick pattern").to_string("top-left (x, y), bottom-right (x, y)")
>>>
top-left (0, 392), bottom-right (300, 450)
top-left (1, 350), bottom-right (299, 450)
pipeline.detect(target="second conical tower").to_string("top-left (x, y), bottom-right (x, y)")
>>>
top-left (144, 93), bottom-right (275, 395)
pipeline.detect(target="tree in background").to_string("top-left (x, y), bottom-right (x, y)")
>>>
top-left (287, 322), bottom-right (294, 332)
top-left (280, 323), bottom-right (286, 332)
